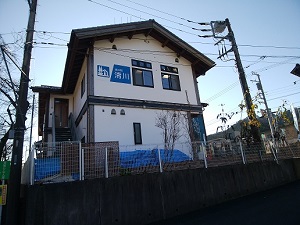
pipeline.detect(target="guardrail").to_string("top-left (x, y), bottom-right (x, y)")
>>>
top-left (21, 140), bottom-right (300, 185)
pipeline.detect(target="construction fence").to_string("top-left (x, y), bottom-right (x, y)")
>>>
top-left (21, 139), bottom-right (300, 185)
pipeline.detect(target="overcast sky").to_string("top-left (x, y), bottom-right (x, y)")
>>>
top-left (1, 0), bottom-right (299, 144)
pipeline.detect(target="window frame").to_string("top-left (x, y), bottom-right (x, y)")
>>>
top-left (132, 59), bottom-right (154, 88)
top-left (160, 65), bottom-right (178, 74)
top-left (161, 73), bottom-right (181, 91)
top-left (132, 68), bottom-right (154, 88)
top-left (133, 122), bottom-right (142, 145)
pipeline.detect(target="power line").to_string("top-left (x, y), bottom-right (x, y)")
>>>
top-left (104, 0), bottom-right (196, 30)
top-left (238, 44), bottom-right (300, 50)
top-left (268, 91), bottom-right (300, 101)
top-left (87, 0), bottom-right (199, 37)
top-left (266, 86), bottom-right (300, 96)
top-left (124, 0), bottom-right (187, 21)
top-left (121, 0), bottom-right (300, 51)
top-left (252, 57), bottom-right (300, 73)
top-left (5, 29), bottom-right (299, 54)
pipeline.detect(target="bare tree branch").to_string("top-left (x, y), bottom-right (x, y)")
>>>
top-left (0, 88), bottom-right (17, 109)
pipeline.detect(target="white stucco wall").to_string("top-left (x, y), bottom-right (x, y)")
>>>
top-left (73, 58), bottom-right (87, 119)
top-left (68, 34), bottom-right (202, 155)
top-left (93, 34), bottom-right (198, 105)
top-left (93, 105), bottom-right (192, 155)
top-left (76, 112), bottom-right (87, 141)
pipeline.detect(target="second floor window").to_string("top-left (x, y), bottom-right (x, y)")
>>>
top-left (161, 65), bottom-right (181, 91)
top-left (132, 59), bottom-right (154, 88)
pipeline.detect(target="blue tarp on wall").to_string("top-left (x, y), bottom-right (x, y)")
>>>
top-left (119, 149), bottom-right (191, 168)
top-left (34, 157), bottom-right (60, 181)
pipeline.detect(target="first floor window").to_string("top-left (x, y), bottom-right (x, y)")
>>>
top-left (133, 123), bottom-right (142, 144)
top-left (161, 73), bottom-right (181, 91)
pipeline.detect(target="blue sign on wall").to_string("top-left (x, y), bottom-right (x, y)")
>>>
top-left (110, 64), bottom-right (131, 84)
top-left (97, 65), bottom-right (110, 78)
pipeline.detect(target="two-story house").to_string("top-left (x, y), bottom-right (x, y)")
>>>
top-left (32, 19), bottom-right (215, 156)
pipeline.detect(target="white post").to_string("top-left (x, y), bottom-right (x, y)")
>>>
top-left (30, 147), bottom-right (35, 185)
top-left (79, 142), bottom-right (82, 181)
top-left (105, 147), bottom-right (108, 178)
top-left (239, 140), bottom-right (246, 164)
top-left (157, 148), bottom-right (163, 173)
top-left (271, 145), bottom-right (279, 164)
top-left (81, 147), bottom-right (85, 181)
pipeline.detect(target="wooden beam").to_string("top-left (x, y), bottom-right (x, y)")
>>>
top-left (177, 49), bottom-right (185, 58)
top-left (145, 28), bottom-right (153, 37)
top-left (192, 59), bottom-right (200, 66)
top-left (162, 39), bottom-right (169, 47)
top-left (109, 34), bottom-right (116, 43)
top-left (128, 31), bottom-right (135, 40)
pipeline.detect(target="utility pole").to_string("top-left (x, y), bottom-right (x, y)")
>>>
top-left (252, 72), bottom-right (278, 162)
top-left (6, 0), bottom-right (37, 224)
top-left (225, 19), bottom-right (261, 143)
top-left (199, 18), bottom-right (261, 143)
top-left (252, 72), bottom-right (275, 141)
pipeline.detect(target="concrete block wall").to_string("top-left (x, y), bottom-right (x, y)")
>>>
top-left (24, 159), bottom-right (297, 225)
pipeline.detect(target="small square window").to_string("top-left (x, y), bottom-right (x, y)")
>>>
top-left (146, 63), bottom-right (152, 69)
top-left (132, 59), bottom-right (138, 66)
top-left (139, 61), bottom-right (145, 67)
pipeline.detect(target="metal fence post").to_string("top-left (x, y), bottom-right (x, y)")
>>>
top-left (239, 140), bottom-right (246, 165)
top-left (202, 142), bottom-right (208, 169)
top-left (79, 142), bottom-right (82, 181)
top-left (271, 144), bottom-right (279, 164)
top-left (82, 147), bottom-right (85, 181)
top-left (105, 147), bottom-right (109, 178)
top-left (157, 147), bottom-right (163, 173)
top-left (30, 148), bottom-right (35, 185)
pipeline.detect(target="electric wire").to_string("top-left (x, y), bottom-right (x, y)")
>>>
top-left (3, 0), bottom-right (299, 106)
top-left (87, 0), bottom-right (199, 37)
top-left (103, 0), bottom-right (196, 30)
top-left (268, 91), bottom-right (300, 101)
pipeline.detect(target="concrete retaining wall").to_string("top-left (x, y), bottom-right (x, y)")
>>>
top-left (24, 159), bottom-right (297, 225)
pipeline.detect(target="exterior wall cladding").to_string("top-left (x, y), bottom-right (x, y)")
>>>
top-left (67, 33), bottom-right (206, 153)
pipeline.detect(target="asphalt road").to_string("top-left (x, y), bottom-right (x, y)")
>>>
top-left (149, 180), bottom-right (300, 225)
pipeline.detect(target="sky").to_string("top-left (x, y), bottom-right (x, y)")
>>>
top-left (0, 0), bottom-right (300, 150)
